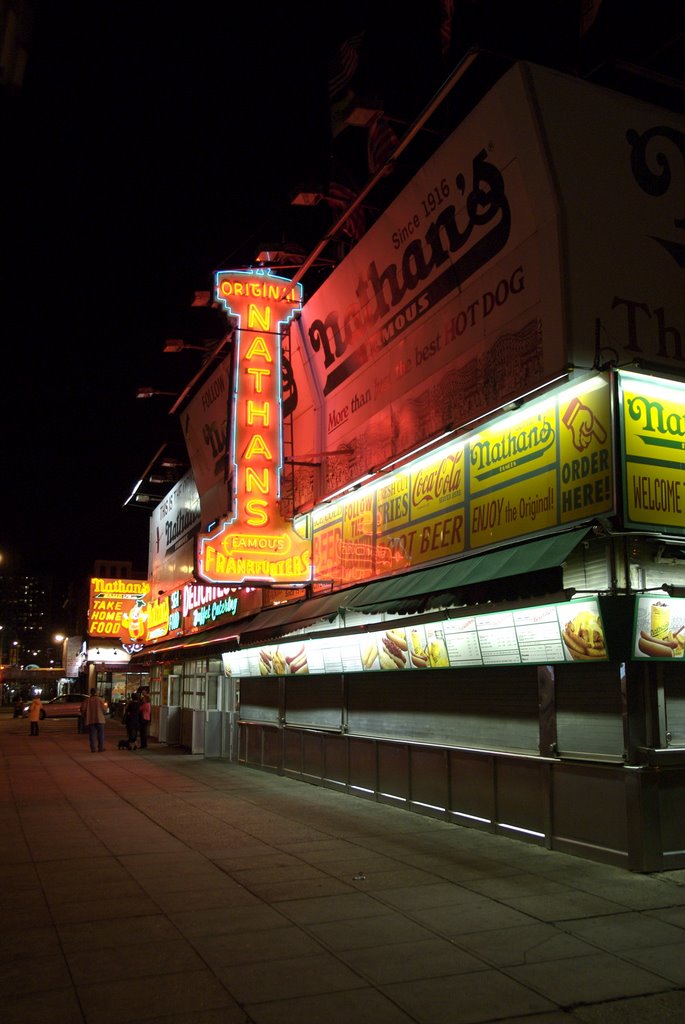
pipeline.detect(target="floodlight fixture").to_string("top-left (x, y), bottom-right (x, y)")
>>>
top-left (343, 96), bottom-right (384, 127)
top-left (164, 338), bottom-right (215, 354)
top-left (135, 386), bottom-right (178, 399)
top-left (290, 184), bottom-right (325, 206)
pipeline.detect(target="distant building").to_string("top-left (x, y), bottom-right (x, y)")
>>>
top-left (0, 574), bottom-right (54, 667)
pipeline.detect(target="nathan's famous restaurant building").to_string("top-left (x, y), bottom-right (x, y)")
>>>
top-left (123, 62), bottom-right (685, 872)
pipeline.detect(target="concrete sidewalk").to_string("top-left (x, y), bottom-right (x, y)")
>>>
top-left (2, 714), bottom-right (685, 1024)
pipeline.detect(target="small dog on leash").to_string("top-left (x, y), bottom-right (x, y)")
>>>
top-left (118, 739), bottom-right (137, 750)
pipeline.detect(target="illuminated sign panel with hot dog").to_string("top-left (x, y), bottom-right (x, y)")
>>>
top-left (633, 593), bottom-right (685, 660)
top-left (307, 374), bottom-right (614, 589)
top-left (619, 371), bottom-right (685, 535)
top-left (197, 270), bottom-right (312, 586)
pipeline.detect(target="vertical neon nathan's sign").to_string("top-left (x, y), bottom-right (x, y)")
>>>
top-left (196, 269), bottom-right (312, 585)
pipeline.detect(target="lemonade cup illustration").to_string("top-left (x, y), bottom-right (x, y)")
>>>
top-left (650, 601), bottom-right (670, 640)
top-left (428, 631), bottom-right (449, 668)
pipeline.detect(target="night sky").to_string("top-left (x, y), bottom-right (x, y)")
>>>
top-left (2, 0), bottom-right (455, 582)
top-left (2, 2), bottom-right (339, 579)
top-left (2, 1), bottom-right (672, 583)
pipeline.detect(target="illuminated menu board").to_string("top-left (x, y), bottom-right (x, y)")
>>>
top-left (307, 374), bottom-right (614, 589)
top-left (223, 597), bottom-right (607, 676)
top-left (633, 593), bottom-right (685, 660)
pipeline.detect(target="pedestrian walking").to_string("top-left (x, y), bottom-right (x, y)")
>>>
top-left (81, 688), bottom-right (108, 752)
top-left (28, 696), bottom-right (43, 736)
top-left (122, 693), bottom-right (141, 749)
top-left (138, 692), bottom-right (151, 749)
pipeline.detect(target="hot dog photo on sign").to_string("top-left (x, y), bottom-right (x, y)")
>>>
top-left (284, 643), bottom-right (309, 674)
top-left (358, 627), bottom-right (440, 670)
top-left (379, 628), bottom-right (409, 669)
top-left (360, 638), bottom-right (379, 670)
top-left (634, 595), bottom-right (685, 660)
top-left (258, 644), bottom-right (309, 675)
top-left (359, 628), bottom-right (410, 670)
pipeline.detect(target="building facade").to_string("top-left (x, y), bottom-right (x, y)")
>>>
top-left (132, 62), bottom-right (685, 872)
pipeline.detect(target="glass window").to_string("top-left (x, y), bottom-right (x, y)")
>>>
top-left (182, 660), bottom-right (205, 709)
top-left (206, 674), bottom-right (219, 710)
top-left (168, 673), bottom-right (181, 705)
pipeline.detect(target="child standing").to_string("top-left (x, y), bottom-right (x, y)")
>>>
top-left (28, 696), bottom-right (43, 736)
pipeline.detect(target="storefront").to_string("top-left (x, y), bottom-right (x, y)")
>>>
top-left (136, 364), bottom-right (685, 871)
top-left (134, 62), bottom-right (685, 871)
top-left (229, 370), bottom-right (685, 872)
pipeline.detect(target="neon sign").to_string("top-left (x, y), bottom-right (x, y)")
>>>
top-left (197, 270), bottom-right (311, 585)
top-left (145, 583), bottom-right (242, 642)
top-left (87, 578), bottom-right (151, 652)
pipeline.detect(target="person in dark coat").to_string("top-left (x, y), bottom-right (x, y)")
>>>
top-left (122, 694), bottom-right (141, 749)
top-left (138, 692), bottom-right (151, 749)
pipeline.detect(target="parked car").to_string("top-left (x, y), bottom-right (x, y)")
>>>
top-left (22, 693), bottom-right (109, 720)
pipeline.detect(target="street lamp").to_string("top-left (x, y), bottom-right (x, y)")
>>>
top-left (53, 633), bottom-right (66, 671)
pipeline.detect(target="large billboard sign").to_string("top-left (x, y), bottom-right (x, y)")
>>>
top-left (148, 471), bottom-right (202, 593)
top-left (197, 270), bottom-right (312, 586)
top-left (619, 371), bottom-right (685, 534)
top-left (290, 62), bottom-right (564, 501)
top-left (527, 65), bottom-right (685, 385)
top-left (305, 373), bottom-right (614, 588)
top-left (288, 62), bottom-right (685, 508)
top-left (182, 356), bottom-right (232, 526)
